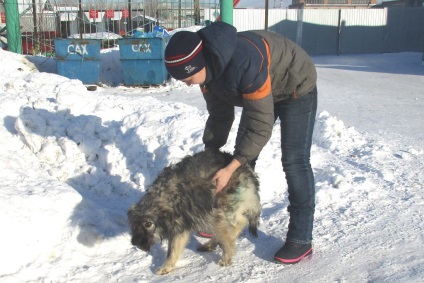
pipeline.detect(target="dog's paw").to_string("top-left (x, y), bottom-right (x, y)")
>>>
top-left (218, 258), bottom-right (232, 267)
top-left (155, 266), bottom-right (173, 275)
top-left (197, 244), bottom-right (216, 252)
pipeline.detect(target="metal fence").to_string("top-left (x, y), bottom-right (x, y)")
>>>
top-left (0, 0), bottom-right (219, 55)
top-left (227, 7), bottom-right (424, 55)
top-left (1, 1), bottom-right (423, 56)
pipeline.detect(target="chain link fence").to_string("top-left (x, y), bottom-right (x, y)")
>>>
top-left (0, 0), bottom-right (220, 55)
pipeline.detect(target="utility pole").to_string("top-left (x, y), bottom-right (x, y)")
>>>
top-left (178, 0), bottom-right (181, 28)
top-left (265, 0), bottom-right (268, 30)
top-left (194, 0), bottom-right (200, 25)
top-left (78, 0), bottom-right (83, 39)
top-left (220, 0), bottom-right (233, 25)
top-left (4, 0), bottom-right (22, 53)
top-left (32, 0), bottom-right (38, 54)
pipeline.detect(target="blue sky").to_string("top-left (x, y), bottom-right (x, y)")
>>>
top-left (237, 0), bottom-right (290, 8)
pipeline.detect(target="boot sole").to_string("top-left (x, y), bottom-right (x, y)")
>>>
top-left (274, 248), bottom-right (313, 264)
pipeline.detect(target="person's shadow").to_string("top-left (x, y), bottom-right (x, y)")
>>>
top-left (8, 106), bottom-right (164, 246)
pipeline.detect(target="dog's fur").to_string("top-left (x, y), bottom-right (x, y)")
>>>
top-left (128, 149), bottom-right (261, 275)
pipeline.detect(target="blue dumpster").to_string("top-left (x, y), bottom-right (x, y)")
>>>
top-left (54, 39), bottom-right (101, 84)
top-left (118, 38), bottom-right (168, 86)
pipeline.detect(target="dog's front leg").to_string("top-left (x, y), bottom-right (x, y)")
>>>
top-left (155, 231), bottom-right (190, 275)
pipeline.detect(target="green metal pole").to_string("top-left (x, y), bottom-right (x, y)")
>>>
top-left (220, 0), bottom-right (233, 25)
top-left (4, 0), bottom-right (22, 54)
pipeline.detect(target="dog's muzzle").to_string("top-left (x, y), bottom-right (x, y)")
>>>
top-left (131, 236), bottom-right (152, 252)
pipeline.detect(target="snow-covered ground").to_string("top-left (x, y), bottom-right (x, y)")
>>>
top-left (0, 45), bottom-right (423, 282)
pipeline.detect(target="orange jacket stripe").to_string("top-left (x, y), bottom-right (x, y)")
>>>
top-left (242, 38), bottom-right (272, 101)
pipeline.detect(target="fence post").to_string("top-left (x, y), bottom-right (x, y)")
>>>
top-left (295, 9), bottom-right (303, 47)
top-left (4, 0), bottom-right (22, 54)
top-left (78, 0), bottom-right (83, 39)
top-left (265, 0), bottom-right (269, 30)
top-left (31, 0), bottom-right (38, 54)
top-left (220, 0), bottom-right (233, 25)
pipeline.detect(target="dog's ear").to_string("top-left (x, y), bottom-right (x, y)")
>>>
top-left (156, 205), bottom-right (174, 228)
top-left (127, 204), bottom-right (142, 220)
top-left (158, 204), bottom-right (173, 217)
top-left (128, 205), bottom-right (136, 215)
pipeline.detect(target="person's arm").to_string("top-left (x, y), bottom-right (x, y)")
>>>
top-left (232, 34), bottom-right (274, 165)
top-left (202, 90), bottom-right (235, 150)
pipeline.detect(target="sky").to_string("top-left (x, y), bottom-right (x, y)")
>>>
top-left (234, 0), bottom-right (384, 9)
top-left (238, 0), bottom-right (284, 8)
top-left (0, 33), bottom-right (423, 282)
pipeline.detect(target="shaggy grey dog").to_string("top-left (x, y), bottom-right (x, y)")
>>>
top-left (128, 149), bottom-right (261, 275)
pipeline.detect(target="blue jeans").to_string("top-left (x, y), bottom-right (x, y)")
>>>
top-left (237, 87), bottom-right (317, 244)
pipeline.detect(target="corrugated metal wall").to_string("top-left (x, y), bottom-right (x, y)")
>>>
top-left (233, 9), bottom-right (266, 30)
top-left (384, 8), bottom-right (424, 53)
top-left (219, 7), bottom-right (424, 55)
top-left (339, 9), bottom-right (386, 54)
top-left (298, 9), bottom-right (340, 55)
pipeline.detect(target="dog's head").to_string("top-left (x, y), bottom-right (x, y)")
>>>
top-left (127, 204), bottom-right (161, 252)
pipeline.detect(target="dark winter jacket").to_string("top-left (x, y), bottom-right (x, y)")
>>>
top-left (197, 21), bottom-right (317, 164)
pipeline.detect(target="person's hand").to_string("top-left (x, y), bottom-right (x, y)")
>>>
top-left (211, 159), bottom-right (241, 193)
top-left (212, 168), bottom-right (233, 192)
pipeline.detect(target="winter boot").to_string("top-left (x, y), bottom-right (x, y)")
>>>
top-left (274, 242), bottom-right (312, 264)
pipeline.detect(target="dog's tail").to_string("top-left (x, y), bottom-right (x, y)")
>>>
top-left (247, 212), bottom-right (260, 238)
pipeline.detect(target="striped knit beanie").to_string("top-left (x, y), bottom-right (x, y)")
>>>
top-left (164, 31), bottom-right (206, 80)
